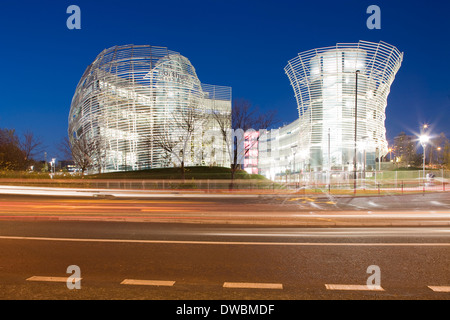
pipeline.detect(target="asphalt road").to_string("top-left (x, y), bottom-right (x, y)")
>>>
top-left (0, 191), bottom-right (448, 306)
top-left (0, 220), bottom-right (449, 301)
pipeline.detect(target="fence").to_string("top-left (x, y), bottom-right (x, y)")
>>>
top-left (0, 170), bottom-right (448, 195)
top-left (276, 169), bottom-right (450, 194)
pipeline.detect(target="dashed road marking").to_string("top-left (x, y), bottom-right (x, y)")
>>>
top-left (223, 282), bottom-right (283, 290)
top-left (120, 279), bottom-right (176, 286)
top-left (428, 286), bottom-right (450, 293)
top-left (22, 275), bottom-right (448, 294)
top-left (325, 284), bottom-right (384, 291)
top-left (26, 276), bottom-right (81, 283)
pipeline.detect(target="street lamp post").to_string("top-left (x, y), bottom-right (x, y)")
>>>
top-left (419, 135), bottom-right (429, 185)
top-left (436, 147), bottom-right (442, 167)
top-left (387, 148), bottom-right (393, 162)
top-left (328, 128), bottom-right (331, 189)
top-left (353, 70), bottom-right (360, 193)
top-left (291, 145), bottom-right (297, 185)
top-left (49, 158), bottom-right (56, 178)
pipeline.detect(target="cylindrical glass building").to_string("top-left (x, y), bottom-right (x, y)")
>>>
top-left (69, 45), bottom-right (231, 173)
top-left (285, 40), bottom-right (403, 172)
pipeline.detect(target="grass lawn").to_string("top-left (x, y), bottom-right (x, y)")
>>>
top-left (86, 166), bottom-right (268, 180)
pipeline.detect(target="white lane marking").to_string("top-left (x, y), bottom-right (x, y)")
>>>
top-left (1, 235), bottom-right (450, 247)
top-left (223, 282), bottom-right (283, 290)
top-left (26, 276), bottom-right (81, 283)
top-left (309, 202), bottom-right (323, 209)
top-left (325, 284), bottom-right (384, 291)
top-left (120, 279), bottom-right (175, 286)
top-left (428, 286), bottom-right (450, 293)
top-left (367, 201), bottom-right (381, 208)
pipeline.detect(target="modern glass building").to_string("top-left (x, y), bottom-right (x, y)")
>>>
top-left (258, 119), bottom-right (301, 180)
top-left (69, 45), bottom-right (231, 173)
top-left (283, 40), bottom-right (403, 174)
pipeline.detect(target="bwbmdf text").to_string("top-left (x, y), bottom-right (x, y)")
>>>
top-left (176, 304), bottom-right (275, 317)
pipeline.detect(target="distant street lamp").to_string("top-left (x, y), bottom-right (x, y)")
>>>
top-left (388, 148), bottom-right (393, 162)
top-left (436, 147), bottom-right (442, 166)
top-left (52, 158), bottom-right (56, 174)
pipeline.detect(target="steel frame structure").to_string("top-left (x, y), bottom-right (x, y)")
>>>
top-left (69, 45), bottom-right (231, 173)
top-left (285, 40), bottom-right (403, 172)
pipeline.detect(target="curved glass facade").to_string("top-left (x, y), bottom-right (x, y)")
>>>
top-left (284, 40), bottom-right (403, 172)
top-left (69, 45), bottom-right (231, 172)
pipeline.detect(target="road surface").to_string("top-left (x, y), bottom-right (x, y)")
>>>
top-left (0, 191), bottom-right (448, 305)
top-left (0, 220), bottom-right (448, 301)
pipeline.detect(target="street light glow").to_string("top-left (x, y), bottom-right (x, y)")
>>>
top-left (419, 135), bottom-right (429, 145)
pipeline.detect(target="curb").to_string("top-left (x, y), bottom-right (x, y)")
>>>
top-left (1, 214), bottom-right (449, 228)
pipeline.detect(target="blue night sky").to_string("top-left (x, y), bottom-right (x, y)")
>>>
top-left (0, 0), bottom-right (449, 160)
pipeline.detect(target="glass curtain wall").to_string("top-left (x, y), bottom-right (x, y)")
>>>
top-left (69, 45), bottom-right (231, 173)
top-left (284, 40), bottom-right (403, 173)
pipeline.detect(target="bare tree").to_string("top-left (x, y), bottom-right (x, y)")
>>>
top-left (57, 136), bottom-right (73, 161)
top-left (70, 135), bottom-right (96, 175)
top-left (213, 98), bottom-right (279, 186)
top-left (20, 131), bottom-right (43, 165)
top-left (153, 127), bottom-right (183, 169)
top-left (142, 135), bottom-right (154, 169)
top-left (90, 138), bottom-right (107, 174)
top-left (434, 132), bottom-right (449, 167)
top-left (59, 134), bottom-right (107, 175)
top-left (153, 106), bottom-right (207, 179)
top-left (444, 137), bottom-right (450, 169)
top-left (0, 128), bottom-right (27, 170)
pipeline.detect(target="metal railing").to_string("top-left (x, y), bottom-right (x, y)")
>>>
top-left (0, 170), bottom-right (448, 195)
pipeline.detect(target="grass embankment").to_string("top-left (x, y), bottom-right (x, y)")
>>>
top-left (87, 166), bottom-right (272, 190)
top-left (1, 167), bottom-right (446, 194)
top-left (0, 166), bottom-right (274, 190)
top-left (87, 166), bottom-right (267, 180)
top-left (0, 166), bottom-right (267, 180)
